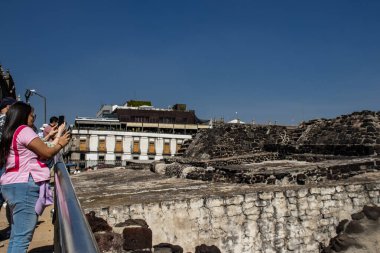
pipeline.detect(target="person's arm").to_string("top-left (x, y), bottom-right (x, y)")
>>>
top-left (28, 131), bottom-right (71, 160)
top-left (51, 122), bottom-right (66, 146)
top-left (42, 126), bottom-right (58, 142)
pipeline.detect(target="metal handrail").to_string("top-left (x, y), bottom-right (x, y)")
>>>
top-left (53, 160), bottom-right (100, 253)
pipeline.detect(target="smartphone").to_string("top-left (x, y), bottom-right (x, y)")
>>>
top-left (58, 115), bottom-right (65, 126)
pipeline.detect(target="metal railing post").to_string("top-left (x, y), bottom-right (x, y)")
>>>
top-left (53, 159), bottom-right (100, 253)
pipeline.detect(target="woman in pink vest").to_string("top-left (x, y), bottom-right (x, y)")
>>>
top-left (0, 102), bottom-right (71, 253)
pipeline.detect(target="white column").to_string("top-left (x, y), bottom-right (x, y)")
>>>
top-left (155, 137), bottom-right (163, 160)
top-left (105, 135), bottom-right (115, 163)
top-left (139, 137), bottom-right (149, 160)
top-left (170, 138), bottom-right (177, 156)
top-left (123, 136), bottom-right (133, 161)
top-left (88, 135), bottom-right (98, 167)
top-left (89, 135), bottom-right (98, 152)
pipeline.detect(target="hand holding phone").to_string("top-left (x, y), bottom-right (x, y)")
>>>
top-left (58, 115), bottom-right (65, 126)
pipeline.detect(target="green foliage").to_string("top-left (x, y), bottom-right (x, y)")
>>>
top-left (127, 100), bottom-right (152, 107)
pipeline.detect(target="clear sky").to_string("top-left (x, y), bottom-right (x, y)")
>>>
top-left (1, 0), bottom-right (379, 127)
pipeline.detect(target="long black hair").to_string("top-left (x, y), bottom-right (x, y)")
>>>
top-left (0, 102), bottom-right (32, 167)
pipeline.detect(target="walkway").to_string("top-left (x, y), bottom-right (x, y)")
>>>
top-left (0, 205), bottom-right (54, 253)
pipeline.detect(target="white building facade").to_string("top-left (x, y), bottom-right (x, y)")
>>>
top-left (68, 101), bottom-right (209, 168)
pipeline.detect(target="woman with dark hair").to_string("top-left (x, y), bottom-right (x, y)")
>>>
top-left (0, 101), bottom-right (71, 252)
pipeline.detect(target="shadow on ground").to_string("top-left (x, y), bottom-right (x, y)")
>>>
top-left (0, 225), bottom-right (10, 241)
top-left (29, 245), bottom-right (54, 253)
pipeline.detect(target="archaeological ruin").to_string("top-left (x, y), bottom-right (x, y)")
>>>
top-left (73, 110), bottom-right (380, 253)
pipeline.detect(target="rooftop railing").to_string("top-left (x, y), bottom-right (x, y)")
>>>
top-left (53, 159), bottom-right (100, 253)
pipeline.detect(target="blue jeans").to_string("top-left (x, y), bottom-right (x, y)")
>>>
top-left (2, 175), bottom-right (39, 253)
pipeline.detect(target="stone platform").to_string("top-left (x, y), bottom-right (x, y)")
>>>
top-left (72, 160), bottom-right (380, 253)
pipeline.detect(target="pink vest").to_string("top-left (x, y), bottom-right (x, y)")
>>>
top-left (1, 125), bottom-right (50, 185)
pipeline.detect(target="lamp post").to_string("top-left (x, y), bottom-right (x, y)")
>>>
top-left (25, 89), bottom-right (47, 124)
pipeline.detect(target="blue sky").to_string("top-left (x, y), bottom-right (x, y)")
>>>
top-left (1, 0), bottom-right (379, 127)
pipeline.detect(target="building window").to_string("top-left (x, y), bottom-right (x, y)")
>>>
top-left (115, 156), bottom-right (122, 166)
top-left (176, 141), bottom-right (182, 153)
top-left (163, 140), bottom-right (171, 155)
top-left (79, 139), bottom-right (87, 151)
top-left (98, 139), bottom-right (106, 152)
top-left (159, 117), bottom-right (175, 124)
top-left (115, 139), bottom-right (123, 153)
top-left (133, 140), bottom-right (140, 154)
top-left (148, 140), bottom-right (155, 155)
top-left (99, 155), bottom-right (105, 161)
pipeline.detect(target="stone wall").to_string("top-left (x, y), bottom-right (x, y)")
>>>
top-left (87, 180), bottom-right (380, 253)
top-left (183, 111), bottom-right (380, 160)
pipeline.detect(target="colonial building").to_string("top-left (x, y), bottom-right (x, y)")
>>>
top-left (69, 100), bottom-right (209, 168)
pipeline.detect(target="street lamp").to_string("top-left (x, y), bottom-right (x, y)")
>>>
top-left (25, 89), bottom-right (47, 124)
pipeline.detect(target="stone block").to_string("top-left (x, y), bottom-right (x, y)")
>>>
top-left (211, 206), bottom-right (226, 218)
top-left (320, 187), bottom-right (336, 195)
top-left (298, 198), bottom-right (309, 210)
top-left (308, 200), bottom-right (321, 210)
top-left (206, 197), bottom-right (224, 208)
top-left (365, 183), bottom-right (380, 191)
top-left (189, 198), bottom-right (204, 209)
top-left (195, 244), bottom-right (221, 253)
top-left (323, 200), bottom-right (337, 209)
top-left (368, 191), bottom-right (380, 198)
top-left (286, 190), bottom-right (297, 198)
top-left (255, 200), bottom-right (268, 207)
top-left (319, 218), bottom-right (330, 226)
top-left (275, 223), bottom-right (287, 239)
top-left (318, 194), bottom-right (332, 201)
top-left (290, 210), bottom-right (298, 217)
top-left (259, 192), bottom-right (274, 200)
top-left (309, 187), bottom-right (321, 195)
top-left (306, 209), bottom-right (320, 217)
top-left (335, 186), bottom-right (345, 192)
top-left (123, 226), bottom-right (152, 251)
top-left (352, 197), bottom-right (367, 206)
top-left (86, 211), bottom-right (112, 233)
top-left (226, 205), bottom-right (242, 217)
top-left (331, 192), bottom-right (348, 200)
top-left (153, 243), bottom-right (183, 253)
top-left (348, 192), bottom-right (359, 198)
top-left (305, 242), bottom-right (319, 252)
top-left (94, 232), bottom-right (123, 252)
top-left (275, 192), bottom-right (285, 199)
top-left (244, 193), bottom-right (258, 202)
top-left (288, 197), bottom-right (297, 204)
top-left (287, 238), bottom-right (302, 250)
top-left (346, 184), bottom-right (364, 192)
top-left (225, 195), bottom-right (244, 205)
top-left (288, 203), bottom-right (297, 211)
top-left (297, 188), bottom-right (309, 198)
top-left (363, 205), bottom-right (380, 220)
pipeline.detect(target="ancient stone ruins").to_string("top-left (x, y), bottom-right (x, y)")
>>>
top-left (73, 110), bottom-right (380, 253)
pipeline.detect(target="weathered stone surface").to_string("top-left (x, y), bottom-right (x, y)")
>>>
top-left (345, 220), bottom-right (364, 234)
top-left (123, 226), bottom-right (152, 251)
top-left (86, 211), bottom-right (112, 233)
top-left (362, 205), bottom-right (380, 220)
top-left (94, 231), bottom-right (123, 253)
top-left (194, 244), bottom-right (221, 253)
top-left (153, 243), bottom-right (183, 253)
top-left (73, 167), bottom-right (380, 253)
